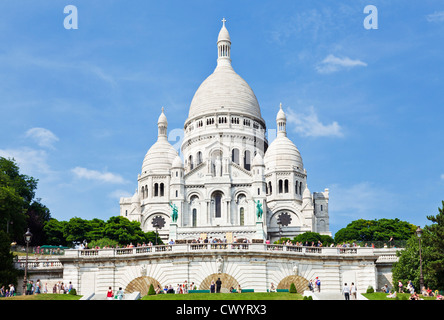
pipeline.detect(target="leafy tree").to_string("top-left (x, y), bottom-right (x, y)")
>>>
top-left (0, 230), bottom-right (21, 288)
top-left (0, 157), bottom-right (51, 245)
top-left (392, 201), bottom-right (444, 291)
top-left (422, 201), bottom-right (444, 290)
top-left (88, 237), bottom-right (119, 249)
top-left (293, 232), bottom-right (334, 246)
top-left (103, 216), bottom-right (149, 245)
top-left (334, 218), bottom-right (416, 243)
top-left (43, 218), bottom-right (68, 246)
top-left (63, 217), bottom-right (92, 244)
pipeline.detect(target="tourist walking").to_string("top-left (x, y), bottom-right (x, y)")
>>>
top-left (342, 283), bottom-right (350, 300)
top-left (216, 277), bottom-right (222, 293)
top-left (398, 280), bottom-right (403, 293)
top-left (210, 280), bottom-right (215, 293)
top-left (350, 282), bottom-right (357, 300)
top-left (315, 277), bottom-right (321, 292)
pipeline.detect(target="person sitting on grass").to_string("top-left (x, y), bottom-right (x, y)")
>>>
top-left (387, 290), bottom-right (397, 298)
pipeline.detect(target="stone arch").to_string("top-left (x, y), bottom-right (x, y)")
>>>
top-left (125, 276), bottom-right (161, 296)
top-left (277, 275), bottom-right (308, 294)
top-left (199, 273), bottom-right (239, 293)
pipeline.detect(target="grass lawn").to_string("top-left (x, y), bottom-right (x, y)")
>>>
top-left (141, 292), bottom-right (304, 300)
top-left (362, 292), bottom-right (437, 300)
top-left (0, 294), bottom-right (82, 301)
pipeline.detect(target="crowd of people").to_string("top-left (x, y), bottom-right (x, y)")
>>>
top-left (0, 280), bottom-right (75, 297)
top-left (382, 280), bottom-right (444, 300)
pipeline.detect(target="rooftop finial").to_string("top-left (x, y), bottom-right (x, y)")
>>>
top-left (222, 17), bottom-right (226, 26)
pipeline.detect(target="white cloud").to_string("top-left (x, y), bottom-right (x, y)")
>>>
top-left (25, 127), bottom-right (59, 149)
top-left (441, 174), bottom-right (444, 180)
top-left (0, 147), bottom-right (52, 176)
top-left (426, 11), bottom-right (444, 22)
top-left (286, 106), bottom-right (343, 137)
top-left (316, 54), bottom-right (367, 74)
top-left (71, 167), bottom-right (128, 184)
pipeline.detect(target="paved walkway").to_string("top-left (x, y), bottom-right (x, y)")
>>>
top-left (309, 291), bottom-right (367, 300)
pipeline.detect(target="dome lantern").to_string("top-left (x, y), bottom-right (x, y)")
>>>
top-left (217, 18), bottom-right (231, 67)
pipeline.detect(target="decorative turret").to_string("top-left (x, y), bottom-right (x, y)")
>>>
top-left (276, 103), bottom-right (287, 137)
top-left (217, 18), bottom-right (232, 67)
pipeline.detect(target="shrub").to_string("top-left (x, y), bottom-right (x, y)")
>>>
top-left (69, 288), bottom-right (77, 295)
top-left (148, 284), bottom-right (156, 295)
top-left (289, 283), bottom-right (297, 293)
top-left (366, 286), bottom-right (374, 293)
top-left (303, 295), bottom-right (313, 300)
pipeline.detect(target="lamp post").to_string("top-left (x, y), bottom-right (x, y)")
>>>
top-left (22, 228), bottom-right (32, 295)
top-left (415, 226), bottom-right (424, 292)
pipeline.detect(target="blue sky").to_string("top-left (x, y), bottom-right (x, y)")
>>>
top-left (1, 0), bottom-right (443, 236)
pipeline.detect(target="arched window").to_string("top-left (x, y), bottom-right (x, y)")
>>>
top-left (279, 180), bottom-right (283, 194)
top-left (145, 185), bottom-right (148, 198)
top-left (232, 148), bottom-right (240, 165)
top-left (160, 183), bottom-right (164, 197)
top-left (197, 151), bottom-right (202, 165)
top-left (299, 182), bottom-right (302, 195)
top-left (192, 209), bottom-right (197, 227)
top-left (239, 207), bottom-right (244, 226)
top-left (141, 186), bottom-right (145, 198)
top-left (154, 183), bottom-right (159, 197)
top-left (244, 150), bottom-right (251, 171)
top-left (189, 155), bottom-right (194, 170)
top-left (268, 181), bottom-right (272, 195)
top-left (212, 191), bottom-right (223, 218)
top-left (284, 179), bottom-right (289, 193)
top-left (295, 181), bottom-right (298, 195)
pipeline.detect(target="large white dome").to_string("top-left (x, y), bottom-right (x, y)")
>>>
top-left (188, 64), bottom-right (262, 121)
top-left (187, 20), bottom-right (263, 124)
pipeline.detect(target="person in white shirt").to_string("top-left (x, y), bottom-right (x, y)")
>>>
top-left (350, 282), bottom-right (357, 300)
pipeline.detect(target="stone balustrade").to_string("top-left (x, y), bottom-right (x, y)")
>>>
top-left (14, 244), bottom-right (400, 271)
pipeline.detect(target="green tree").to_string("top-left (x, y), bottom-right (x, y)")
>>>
top-left (422, 201), bottom-right (444, 290)
top-left (293, 232), bottom-right (334, 246)
top-left (43, 218), bottom-right (68, 246)
top-left (0, 157), bottom-right (51, 245)
top-left (392, 201), bottom-right (444, 291)
top-left (63, 217), bottom-right (92, 245)
top-left (103, 216), bottom-right (149, 245)
top-left (334, 218), bottom-right (416, 244)
top-left (0, 230), bottom-right (20, 288)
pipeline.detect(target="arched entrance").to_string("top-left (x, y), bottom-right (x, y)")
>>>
top-left (199, 273), bottom-right (239, 293)
top-left (125, 276), bottom-right (161, 296)
top-left (278, 275), bottom-right (309, 294)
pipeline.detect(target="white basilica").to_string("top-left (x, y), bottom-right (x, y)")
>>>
top-left (120, 20), bottom-right (331, 243)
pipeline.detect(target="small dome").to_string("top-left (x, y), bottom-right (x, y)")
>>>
top-left (142, 139), bottom-right (178, 173)
top-left (264, 136), bottom-right (303, 172)
top-left (172, 155), bottom-right (183, 168)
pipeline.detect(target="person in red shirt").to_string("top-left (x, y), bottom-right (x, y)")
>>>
top-left (107, 287), bottom-right (113, 300)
